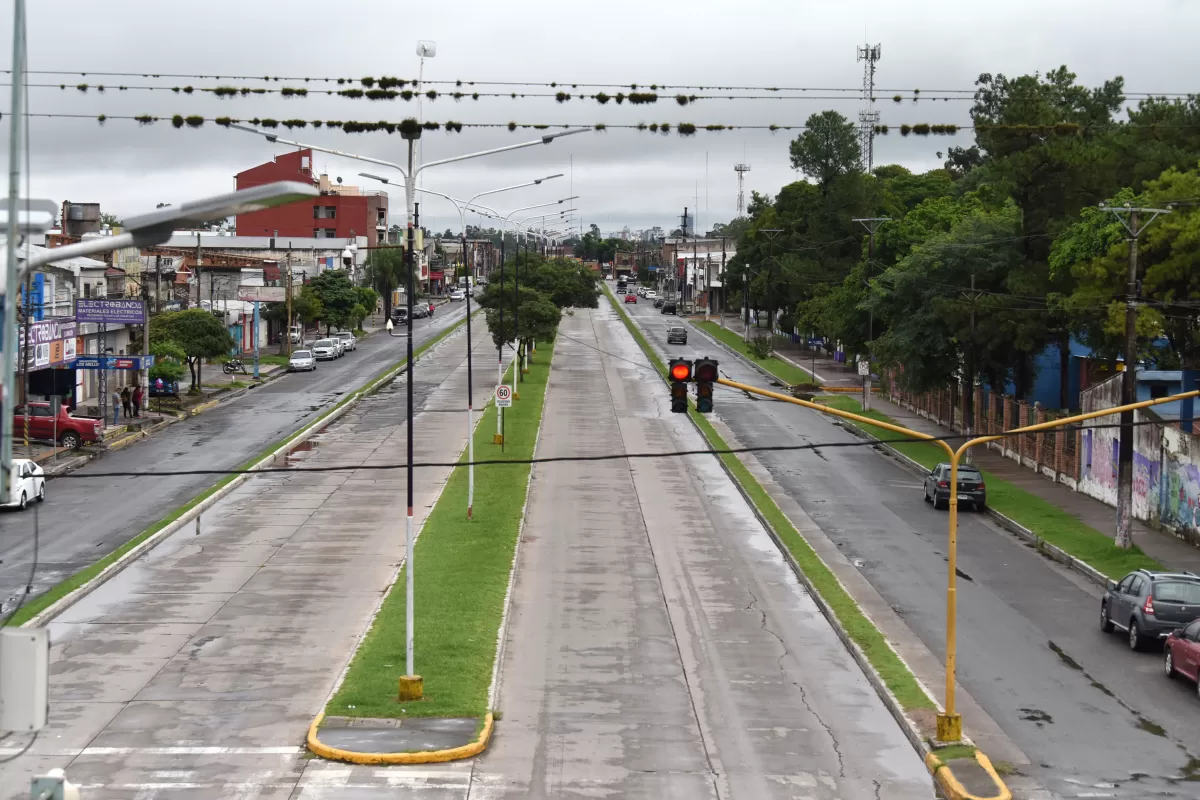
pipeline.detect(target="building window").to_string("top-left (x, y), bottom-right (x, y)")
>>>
top-left (313, 206), bottom-right (337, 220)
top-left (314, 228), bottom-right (338, 238)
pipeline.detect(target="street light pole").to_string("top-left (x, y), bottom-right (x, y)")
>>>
top-left (358, 172), bottom-right (563, 520)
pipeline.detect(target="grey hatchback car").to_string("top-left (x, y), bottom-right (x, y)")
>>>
top-left (923, 463), bottom-right (986, 511)
top-left (1101, 570), bottom-right (1200, 650)
top-left (667, 326), bottom-right (687, 345)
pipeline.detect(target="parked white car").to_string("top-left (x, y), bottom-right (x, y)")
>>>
top-left (312, 339), bottom-right (338, 360)
top-left (449, 289), bottom-right (466, 301)
top-left (335, 331), bottom-right (357, 351)
top-left (3, 458), bottom-right (45, 510)
top-left (288, 350), bottom-right (316, 371)
top-left (645, 290), bottom-right (657, 299)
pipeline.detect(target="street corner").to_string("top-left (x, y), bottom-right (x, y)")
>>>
top-left (926, 749), bottom-right (1012, 800)
top-left (306, 711), bottom-right (494, 765)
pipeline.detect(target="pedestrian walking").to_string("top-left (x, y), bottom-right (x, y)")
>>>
top-left (120, 386), bottom-right (132, 420)
top-left (132, 385), bottom-right (144, 418)
top-left (111, 389), bottom-right (121, 426)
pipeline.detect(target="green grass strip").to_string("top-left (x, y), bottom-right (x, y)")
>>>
top-left (693, 320), bottom-right (819, 386)
top-left (326, 339), bottom-right (554, 720)
top-left (6, 313), bottom-right (479, 628)
top-left (819, 395), bottom-right (1162, 580)
top-left (604, 289), bottom-right (934, 711)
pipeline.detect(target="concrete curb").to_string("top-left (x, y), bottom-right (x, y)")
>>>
top-left (306, 711), bottom-right (494, 765)
top-left (926, 751), bottom-right (1013, 800)
top-left (21, 312), bottom-right (479, 630)
top-left (612, 294), bottom-right (1011, 800)
top-left (834, 418), bottom-right (1112, 589)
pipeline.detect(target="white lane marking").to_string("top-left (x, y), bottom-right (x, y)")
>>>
top-left (0, 745), bottom-right (302, 756)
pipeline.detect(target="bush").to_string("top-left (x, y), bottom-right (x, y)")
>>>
top-left (749, 336), bottom-right (773, 359)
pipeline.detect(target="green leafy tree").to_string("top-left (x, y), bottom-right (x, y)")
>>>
top-left (365, 248), bottom-right (405, 318)
top-left (148, 340), bottom-right (186, 384)
top-left (149, 308), bottom-right (236, 392)
top-left (308, 269), bottom-right (358, 333)
top-left (788, 110), bottom-right (862, 189)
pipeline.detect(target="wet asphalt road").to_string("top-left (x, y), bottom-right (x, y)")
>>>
top-left (0, 305), bottom-right (469, 615)
top-left (468, 308), bottom-right (933, 798)
top-left (624, 296), bottom-right (1200, 799)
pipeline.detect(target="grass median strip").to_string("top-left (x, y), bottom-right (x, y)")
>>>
top-left (819, 395), bottom-right (1161, 579)
top-left (605, 289), bottom-right (934, 712)
top-left (6, 312), bottom-right (479, 629)
top-left (693, 320), bottom-right (818, 385)
top-left (326, 339), bottom-right (554, 720)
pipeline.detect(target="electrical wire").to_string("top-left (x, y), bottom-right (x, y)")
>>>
top-left (0, 731), bottom-right (38, 764)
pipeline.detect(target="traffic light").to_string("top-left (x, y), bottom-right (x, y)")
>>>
top-left (694, 357), bottom-right (718, 413)
top-left (668, 358), bottom-right (692, 413)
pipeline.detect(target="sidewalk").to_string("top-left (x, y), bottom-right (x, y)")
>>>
top-left (872, 394), bottom-right (1200, 573)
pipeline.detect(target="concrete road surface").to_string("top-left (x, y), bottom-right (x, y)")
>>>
top-left (0, 320), bottom-right (500, 798)
top-left (470, 309), bottom-right (932, 799)
top-left (0, 306), bottom-right (468, 615)
top-left (625, 297), bottom-right (1200, 799)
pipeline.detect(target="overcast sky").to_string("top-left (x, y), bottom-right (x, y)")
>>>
top-left (4, 0), bottom-right (1199, 238)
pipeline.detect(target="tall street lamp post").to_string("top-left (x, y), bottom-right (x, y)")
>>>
top-left (359, 172), bottom-right (563, 519)
top-left (230, 122), bottom-right (586, 699)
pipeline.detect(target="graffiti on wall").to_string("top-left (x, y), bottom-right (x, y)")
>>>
top-left (1133, 451), bottom-right (1161, 521)
top-left (1160, 456), bottom-right (1200, 534)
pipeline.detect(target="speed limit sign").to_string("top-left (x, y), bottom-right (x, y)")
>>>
top-left (495, 385), bottom-right (513, 408)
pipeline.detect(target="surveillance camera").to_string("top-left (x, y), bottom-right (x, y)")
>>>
top-left (336, 176), bottom-right (343, 184)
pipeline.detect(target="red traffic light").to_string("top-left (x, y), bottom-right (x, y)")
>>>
top-left (670, 359), bottom-right (692, 382)
top-left (694, 358), bottom-right (718, 383)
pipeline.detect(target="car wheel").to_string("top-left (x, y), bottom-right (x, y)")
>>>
top-left (923, 485), bottom-right (931, 504)
top-left (934, 494), bottom-right (947, 510)
top-left (976, 501), bottom-right (987, 512)
top-left (1165, 648), bottom-right (1175, 678)
top-left (18, 491), bottom-right (27, 510)
top-left (36, 484), bottom-right (44, 503)
top-left (1100, 602), bottom-right (1114, 633)
top-left (1129, 619), bottom-right (1146, 651)
top-left (61, 431), bottom-right (81, 449)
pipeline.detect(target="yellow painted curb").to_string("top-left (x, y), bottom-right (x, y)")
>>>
top-left (306, 711), bottom-right (494, 765)
top-left (189, 399), bottom-right (221, 416)
top-left (925, 750), bottom-right (1011, 800)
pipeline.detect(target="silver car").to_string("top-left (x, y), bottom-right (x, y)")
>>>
top-left (335, 331), bottom-right (357, 351)
top-left (288, 350), bottom-right (316, 371)
top-left (312, 339), bottom-right (338, 360)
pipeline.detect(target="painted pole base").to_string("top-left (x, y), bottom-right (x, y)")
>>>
top-left (493, 434), bottom-right (504, 445)
top-left (521, 368), bottom-right (530, 374)
top-left (398, 674), bottom-right (424, 702)
top-left (513, 392), bottom-right (520, 400)
top-left (935, 711), bottom-right (962, 744)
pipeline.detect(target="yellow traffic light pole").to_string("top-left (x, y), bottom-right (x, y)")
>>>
top-left (715, 376), bottom-right (1199, 743)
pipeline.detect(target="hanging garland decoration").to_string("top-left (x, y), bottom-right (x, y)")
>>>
top-left (24, 112), bottom-right (995, 137)
top-left (2, 70), bottom-right (1189, 99)
top-left (8, 82), bottom-right (976, 104)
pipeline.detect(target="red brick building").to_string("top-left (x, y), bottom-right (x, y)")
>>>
top-left (234, 149), bottom-right (389, 247)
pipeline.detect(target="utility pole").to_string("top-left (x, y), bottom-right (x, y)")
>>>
top-left (759, 228), bottom-right (784, 355)
top-left (284, 245), bottom-right (293, 356)
top-left (194, 233), bottom-right (201, 309)
top-left (1101, 203), bottom-right (1170, 549)
top-left (154, 253), bottom-right (161, 314)
top-left (719, 238), bottom-right (726, 328)
top-left (960, 273), bottom-right (982, 442)
top-left (853, 216), bottom-right (889, 409)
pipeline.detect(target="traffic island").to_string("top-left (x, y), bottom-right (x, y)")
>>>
top-left (927, 749), bottom-right (1012, 800)
top-left (309, 340), bottom-right (555, 764)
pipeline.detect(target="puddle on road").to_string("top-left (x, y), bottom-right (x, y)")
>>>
top-left (285, 438), bottom-right (320, 467)
top-left (1019, 708), bottom-right (1053, 726)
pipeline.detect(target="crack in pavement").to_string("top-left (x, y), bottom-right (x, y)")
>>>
top-left (745, 584), bottom-right (845, 778)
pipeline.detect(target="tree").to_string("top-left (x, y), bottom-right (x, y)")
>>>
top-left (294, 286), bottom-right (324, 327)
top-left (148, 340), bottom-right (186, 384)
top-left (149, 309), bottom-right (235, 392)
top-left (365, 248), bottom-right (408, 318)
top-left (788, 110), bottom-right (862, 188)
top-left (100, 212), bottom-right (121, 227)
top-left (308, 269), bottom-right (358, 333)
top-left (355, 286), bottom-right (379, 319)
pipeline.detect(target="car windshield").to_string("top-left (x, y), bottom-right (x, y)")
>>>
top-left (292, 351), bottom-right (311, 358)
top-left (669, 328), bottom-right (685, 334)
top-left (1153, 581), bottom-right (1200, 603)
top-left (958, 469), bottom-right (982, 480)
top-left (314, 340), bottom-right (333, 347)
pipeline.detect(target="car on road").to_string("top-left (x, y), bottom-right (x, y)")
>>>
top-left (2, 458), bottom-right (45, 511)
top-left (923, 463), bottom-right (986, 510)
top-left (661, 302), bottom-right (677, 315)
top-left (311, 339), bottom-right (338, 360)
top-left (1164, 618), bottom-right (1200, 697)
top-left (391, 307), bottom-right (409, 324)
top-left (288, 350), bottom-right (316, 371)
top-left (624, 293), bottom-right (637, 304)
top-left (654, 298), bottom-right (665, 308)
top-left (12, 402), bottom-right (103, 449)
top-left (1102, 570), bottom-right (1200, 650)
top-left (449, 289), bottom-right (466, 301)
top-left (331, 337), bottom-right (345, 357)
top-left (667, 326), bottom-right (687, 345)
top-left (645, 290), bottom-right (657, 299)
top-left (335, 331), bottom-right (357, 352)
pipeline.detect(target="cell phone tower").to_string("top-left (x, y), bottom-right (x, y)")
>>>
top-left (734, 163), bottom-right (751, 217)
top-left (857, 43), bottom-right (881, 173)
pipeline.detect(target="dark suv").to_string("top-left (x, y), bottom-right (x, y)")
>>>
top-left (1101, 570), bottom-right (1200, 651)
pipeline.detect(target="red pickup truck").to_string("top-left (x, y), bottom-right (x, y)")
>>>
top-left (12, 402), bottom-right (103, 449)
